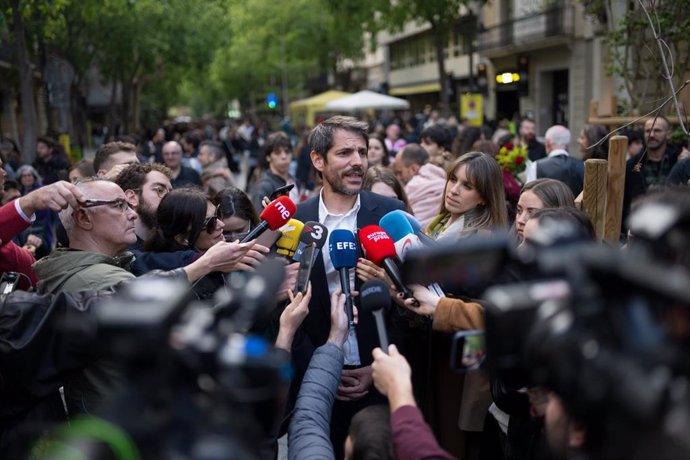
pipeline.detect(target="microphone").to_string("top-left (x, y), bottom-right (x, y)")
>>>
top-left (241, 196), bottom-right (296, 243)
top-left (380, 211), bottom-right (444, 297)
top-left (397, 210), bottom-right (437, 246)
top-left (293, 221), bottom-right (328, 262)
top-left (357, 225), bottom-right (418, 305)
top-left (360, 280), bottom-right (391, 353)
top-left (329, 229), bottom-right (358, 328)
top-left (275, 219), bottom-right (304, 258)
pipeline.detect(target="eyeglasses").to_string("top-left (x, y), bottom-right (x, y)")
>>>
top-left (202, 207), bottom-right (222, 234)
top-left (82, 198), bottom-right (133, 213)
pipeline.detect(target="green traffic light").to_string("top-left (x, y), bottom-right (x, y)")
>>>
top-left (268, 101), bottom-right (277, 109)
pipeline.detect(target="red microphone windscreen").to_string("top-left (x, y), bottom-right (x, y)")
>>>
top-left (260, 196), bottom-right (296, 230)
top-left (358, 225), bottom-right (396, 266)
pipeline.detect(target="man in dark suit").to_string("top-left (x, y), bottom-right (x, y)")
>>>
top-left (291, 116), bottom-right (404, 458)
top-left (525, 125), bottom-right (584, 196)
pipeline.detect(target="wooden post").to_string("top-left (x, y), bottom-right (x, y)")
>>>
top-left (604, 136), bottom-right (628, 243)
top-left (582, 159), bottom-right (608, 240)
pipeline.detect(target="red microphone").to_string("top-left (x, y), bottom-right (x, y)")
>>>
top-left (240, 196), bottom-right (296, 243)
top-left (358, 225), bottom-right (417, 305)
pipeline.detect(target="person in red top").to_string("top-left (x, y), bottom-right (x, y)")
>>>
top-left (0, 166), bottom-right (85, 289)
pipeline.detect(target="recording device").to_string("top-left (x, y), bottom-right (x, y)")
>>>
top-left (401, 216), bottom-right (690, 459)
top-left (293, 221), bottom-right (328, 262)
top-left (0, 272), bottom-right (20, 295)
top-left (357, 225), bottom-right (417, 305)
top-left (275, 219), bottom-right (304, 258)
top-left (19, 262), bottom-right (293, 460)
top-left (360, 280), bottom-right (391, 353)
top-left (329, 229), bottom-right (358, 329)
top-left (450, 330), bottom-right (486, 373)
top-left (295, 243), bottom-right (316, 294)
top-left (268, 183), bottom-right (295, 201)
top-left (241, 196), bottom-right (296, 243)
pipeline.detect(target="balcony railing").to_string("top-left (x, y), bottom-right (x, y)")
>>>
top-left (477, 6), bottom-right (574, 51)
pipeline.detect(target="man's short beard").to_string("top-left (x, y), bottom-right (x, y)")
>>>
top-left (137, 200), bottom-right (157, 230)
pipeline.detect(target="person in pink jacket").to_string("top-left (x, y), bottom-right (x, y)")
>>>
top-left (394, 144), bottom-right (447, 228)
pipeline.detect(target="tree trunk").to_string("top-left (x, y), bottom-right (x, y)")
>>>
top-left (39, 37), bottom-right (54, 136)
top-left (433, 28), bottom-right (450, 117)
top-left (10, 0), bottom-right (39, 163)
top-left (121, 80), bottom-right (129, 134)
top-left (131, 79), bottom-right (141, 133)
top-left (108, 79), bottom-right (118, 139)
top-left (70, 80), bottom-right (87, 150)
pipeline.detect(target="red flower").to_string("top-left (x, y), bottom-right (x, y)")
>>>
top-left (514, 155), bottom-right (524, 165)
top-left (505, 142), bottom-right (514, 151)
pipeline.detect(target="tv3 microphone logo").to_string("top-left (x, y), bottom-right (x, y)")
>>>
top-left (366, 231), bottom-right (389, 243)
top-left (307, 224), bottom-right (325, 240)
top-left (274, 201), bottom-right (291, 219)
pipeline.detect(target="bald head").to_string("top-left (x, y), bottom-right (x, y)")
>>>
top-left (544, 125), bottom-right (571, 152)
top-left (162, 141), bottom-right (183, 170)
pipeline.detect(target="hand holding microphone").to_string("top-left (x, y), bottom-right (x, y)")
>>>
top-left (329, 229), bottom-right (358, 329)
top-left (358, 225), bottom-right (419, 306)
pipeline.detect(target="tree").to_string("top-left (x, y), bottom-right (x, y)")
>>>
top-left (371, 0), bottom-right (486, 116)
top-left (582, 0), bottom-right (690, 116)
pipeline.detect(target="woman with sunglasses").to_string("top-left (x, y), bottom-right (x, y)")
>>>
top-left (144, 187), bottom-right (227, 299)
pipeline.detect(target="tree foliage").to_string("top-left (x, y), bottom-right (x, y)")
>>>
top-left (582, 0), bottom-right (690, 115)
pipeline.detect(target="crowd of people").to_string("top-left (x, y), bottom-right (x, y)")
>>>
top-left (1, 109), bottom-right (689, 460)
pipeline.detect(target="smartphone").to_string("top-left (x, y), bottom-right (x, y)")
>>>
top-left (296, 243), bottom-right (316, 294)
top-left (255, 229), bottom-right (282, 248)
top-left (450, 330), bottom-right (486, 373)
top-left (0, 272), bottom-right (20, 295)
top-left (269, 184), bottom-right (295, 201)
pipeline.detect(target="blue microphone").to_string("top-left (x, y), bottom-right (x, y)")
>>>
top-left (329, 229), bottom-right (358, 328)
top-left (396, 210), bottom-right (437, 246)
top-left (380, 210), bottom-right (445, 297)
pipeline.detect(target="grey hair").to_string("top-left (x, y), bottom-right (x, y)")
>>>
top-left (58, 177), bottom-right (110, 233)
top-left (16, 165), bottom-right (43, 185)
top-left (545, 125), bottom-right (570, 148)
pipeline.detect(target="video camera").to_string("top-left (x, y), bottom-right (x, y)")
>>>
top-left (400, 198), bottom-right (690, 459)
top-left (1, 259), bottom-right (291, 460)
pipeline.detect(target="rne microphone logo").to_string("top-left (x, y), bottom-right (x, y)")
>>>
top-left (274, 201), bottom-right (291, 219)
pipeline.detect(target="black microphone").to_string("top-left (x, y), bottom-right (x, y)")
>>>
top-left (293, 221), bottom-right (329, 262)
top-left (360, 279), bottom-right (391, 353)
top-left (329, 229), bottom-right (358, 328)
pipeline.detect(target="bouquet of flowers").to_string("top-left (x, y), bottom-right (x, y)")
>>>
top-left (496, 142), bottom-right (528, 183)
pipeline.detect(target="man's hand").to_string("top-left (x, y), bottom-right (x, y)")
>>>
top-left (275, 283), bottom-right (312, 351)
top-left (18, 181), bottom-right (85, 216)
top-left (337, 366), bottom-right (372, 402)
top-left (101, 163), bottom-right (130, 181)
top-left (371, 344), bottom-right (416, 410)
top-left (679, 146), bottom-right (690, 161)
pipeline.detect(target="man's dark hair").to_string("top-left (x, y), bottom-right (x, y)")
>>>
top-left (348, 405), bottom-right (393, 460)
top-left (646, 115), bottom-right (672, 131)
top-left (93, 141), bottom-right (137, 172)
top-left (262, 132), bottom-right (293, 168)
top-left (398, 143), bottom-right (429, 166)
top-left (200, 140), bottom-right (225, 162)
top-left (36, 136), bottom-right (56, 150)
top-left (420, 125), bottom-right (452, 152)
top-left (183, 132), bottom-right (201, 150)
top-left (308, 116), bottom-right (369, 161)
top-left (520, 117), bottom-right (536, 128)
top-left (114, 163), bottom-right (172, 193)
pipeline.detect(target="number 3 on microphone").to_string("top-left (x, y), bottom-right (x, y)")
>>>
top-left (310, 225), bottom-right (324, 240)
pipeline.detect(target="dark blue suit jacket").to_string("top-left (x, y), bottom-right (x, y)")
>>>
top-left (291, 191), bottom-right (405, 373)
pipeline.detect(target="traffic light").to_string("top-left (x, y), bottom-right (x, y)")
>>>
top-left (266, 92), bottom-right (278, 110)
